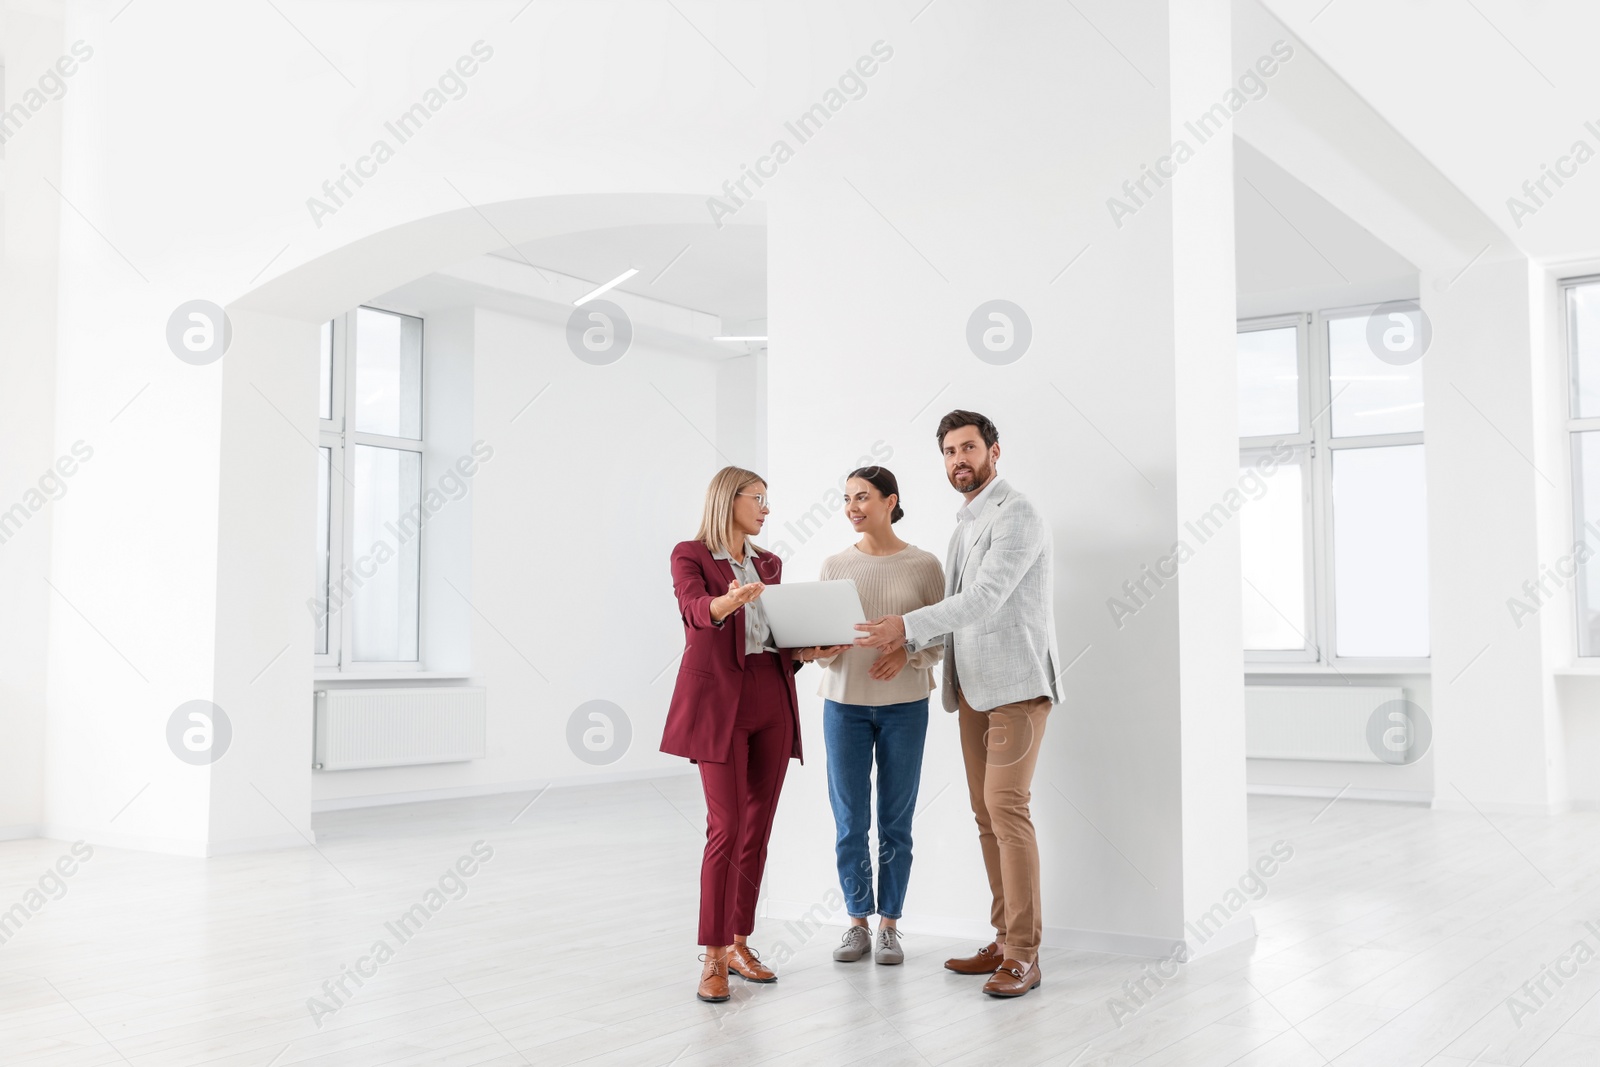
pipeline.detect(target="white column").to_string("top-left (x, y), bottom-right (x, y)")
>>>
top-left (762, 0), bottom-right (1248, 955)
top-left (1424, 256), bottom-right (1565, 814)
top-left (35, 9), bottom-right (227, 852)
top-left (207, 308), bottom-right (321, 850)
top-left (1170, 0), bottom-right (1253, 945)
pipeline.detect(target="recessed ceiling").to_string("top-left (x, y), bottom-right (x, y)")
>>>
top-left (1255, 0), bottom-right (1600, 261)
top-left (1236, 139), bottom-right (1417, 315)
top-left (491, 222), bottom-right (766, 328)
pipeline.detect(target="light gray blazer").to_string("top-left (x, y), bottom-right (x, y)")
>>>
top-left (903, 478), bottom-right (1061, 713)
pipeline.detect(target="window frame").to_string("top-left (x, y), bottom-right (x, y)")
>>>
top-left (316, 304), bottom-right (427, 673)
top-left (1238, 312), bottom-right (1317, 663)
top-left (1319, 303), bottom-right (1428, 667)
top-left (1563, 273), bottom-right (1600, 658)
top-left (1239, 303), bottom-right (1431, 670)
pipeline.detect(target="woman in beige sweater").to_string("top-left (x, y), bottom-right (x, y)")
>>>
top-left (817, 466), bottom-right (945, 966)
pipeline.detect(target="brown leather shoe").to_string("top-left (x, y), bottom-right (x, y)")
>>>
top-left (696, 950), bottom-right (730, 1002)
top-left (983, 958), bottom-right (1041, 997)
top-left (944, 941), bottom-right (1005, 975)
top-left (729, 940), bottom-right (776, 983)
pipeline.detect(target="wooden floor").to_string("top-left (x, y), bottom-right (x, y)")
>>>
top-left (6, 780), bottom-right (1600, 1066)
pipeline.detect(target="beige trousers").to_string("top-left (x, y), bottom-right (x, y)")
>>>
top-left (957, 685), bottom-right (1051, 956)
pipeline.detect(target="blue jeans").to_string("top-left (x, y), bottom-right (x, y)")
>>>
top-left (822, 697), bottom-right (929, 919)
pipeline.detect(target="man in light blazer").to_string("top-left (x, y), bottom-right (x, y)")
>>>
top-left (856, 409), bottom-right (1060, 998)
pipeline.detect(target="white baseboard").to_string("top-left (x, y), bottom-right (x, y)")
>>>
top-left (1183, 914), bottom-right (1258, 960)
top-left (1247, 783), bottom-right (1433, 805)
top-left (0, 824), bottom-right (41, 842)
top-left (759, 898), bottom-right (1254, 959)
top-left (1252, 783), bottom-right (1582, 816)
top-left (314, 772), bottom-right (1571, 819)
top-left (310, 765), bottom-right (699, 813)
top-left (1430, 795), bottom-right (1571, 817)
top-left (205, 831), bottom-right (318, 856)
top-left (36, 825), bottom-right (311, 857)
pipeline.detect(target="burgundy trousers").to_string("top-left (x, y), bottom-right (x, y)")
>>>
top-left (696, 651), bottom-right (794, 946)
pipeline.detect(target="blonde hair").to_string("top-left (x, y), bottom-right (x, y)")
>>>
top-left (696, 466), bottom-right (766, 556)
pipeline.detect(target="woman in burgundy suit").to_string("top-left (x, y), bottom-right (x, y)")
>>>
top-left (662, 466), bottom-right (847, 1003)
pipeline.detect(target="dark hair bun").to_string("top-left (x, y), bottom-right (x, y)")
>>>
top-left (847, 465), bottom-right (904, 525)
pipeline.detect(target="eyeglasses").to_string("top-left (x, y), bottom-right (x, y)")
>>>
top-left (737, 492), bottom-right (770, 509)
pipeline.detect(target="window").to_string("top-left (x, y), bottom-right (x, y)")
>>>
top-left (1565, 277), bottom-right (1600, 656)
top-left (316, 307), bottom-right (425, 669)
top-left (1237, 304), bottom-right (1429, 663)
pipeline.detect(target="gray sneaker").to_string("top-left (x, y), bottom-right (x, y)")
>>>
top-left (834, 926), bottom-right (872, 962)
top-left (874, 925), bottom-right (904, 965)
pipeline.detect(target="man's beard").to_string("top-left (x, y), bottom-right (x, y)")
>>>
top-left (948, 455), bottom-right (992, 493)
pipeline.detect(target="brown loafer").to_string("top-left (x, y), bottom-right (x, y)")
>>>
top-left (729, 941), bottom-right (776, 983)
top-left (945, 940), bottom-right (1005, 975)
top-left (983, 958), bottom-right (1041, 997)
top-left (697, 950), bottom-right (730, 1002)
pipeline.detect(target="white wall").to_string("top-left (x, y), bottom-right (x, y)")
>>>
top-left (0, 6), bottom-right (65, 838)
top-left (716, 352), bottom-right (766, 476)
top-left (418, 305), bottom-right (477, 675)
top-left (1534, 261), bottom-right (1600, 809)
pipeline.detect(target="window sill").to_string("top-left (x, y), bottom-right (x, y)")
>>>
top-left (314, 671), bottom-right (473, 683)
top-left (1553, 665), bottom-right (1600, 676)
top-left (1245, 661), bottom-right (1430, 676)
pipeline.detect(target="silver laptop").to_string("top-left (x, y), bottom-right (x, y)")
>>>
top-left (758, 579), bottom-right (867, 648)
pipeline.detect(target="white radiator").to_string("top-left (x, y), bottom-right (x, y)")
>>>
top-left (313, 687), bottom-right (487, 770)
top-left (1245, 685), bottom-right (1405, 762)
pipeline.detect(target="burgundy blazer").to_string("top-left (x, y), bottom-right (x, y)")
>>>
top-left (660, 539), bottom-right (804, 765)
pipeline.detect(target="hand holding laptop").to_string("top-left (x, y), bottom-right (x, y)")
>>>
top-left (797, 643), bottom-right (852, 662)
top-left (854, 613), bottom-right (907, 653)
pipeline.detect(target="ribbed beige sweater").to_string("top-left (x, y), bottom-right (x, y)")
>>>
top-left (815, 544), bottom-right (946, 706)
